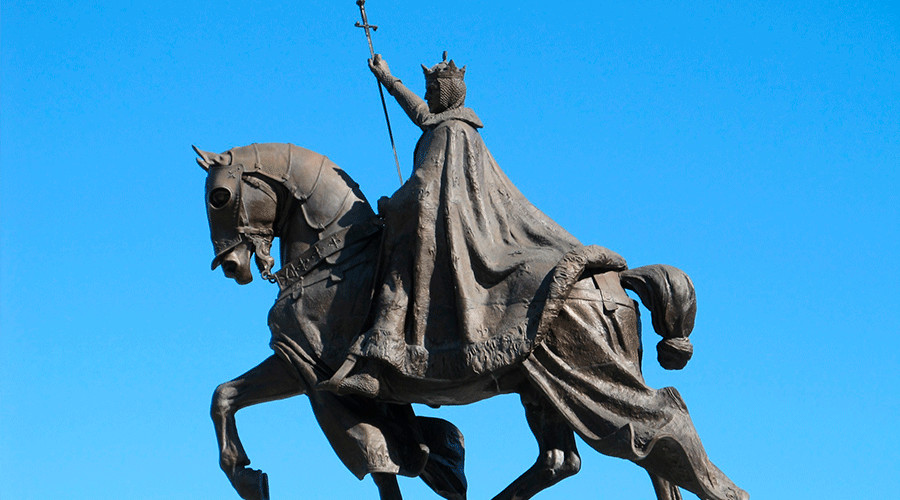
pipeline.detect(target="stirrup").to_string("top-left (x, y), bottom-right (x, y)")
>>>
top-left (317, 354), bottom-right (359, 393)
top-left (318, 355), bottom-right (383, 398)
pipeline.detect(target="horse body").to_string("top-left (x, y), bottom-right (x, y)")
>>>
top-left (196, 143), bottom-right (747, 500)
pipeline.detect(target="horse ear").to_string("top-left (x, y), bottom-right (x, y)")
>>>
top-left (193, 145), bottom-right (211, 171)
top-left (193, 145), bottom-right (232, 169)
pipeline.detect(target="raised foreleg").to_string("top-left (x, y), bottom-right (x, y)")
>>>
top-left (650, 472), bottom-right (683, 500)
top-left (372, 472), bottom-right (403, 500)
top-left (212, 355), bottom-right (304, 500)
top-left (492, 394), bottom-right (581, 500)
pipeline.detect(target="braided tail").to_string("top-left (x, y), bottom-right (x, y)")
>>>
top-left (620, 265), bottom-right (697, 370)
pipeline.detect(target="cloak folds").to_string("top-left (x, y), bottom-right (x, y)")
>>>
top-left (521, 271), bottom-right (747, 500)
top-left (356, 108), bottom-right (581, 380)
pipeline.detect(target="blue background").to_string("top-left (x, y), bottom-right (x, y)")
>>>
top-left (2, 1), bottom-right (898, 498)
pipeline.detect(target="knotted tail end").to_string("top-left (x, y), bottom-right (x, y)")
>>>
top-left (620, 265), bottom-right (697, 370)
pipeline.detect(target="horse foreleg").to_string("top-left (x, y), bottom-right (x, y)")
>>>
top-left (372, 472), bottom-right (403, 500)
top-left (492, 394), bottom-right (581, 500)
top-left (649, 472), bottom-right (683, 500)
top-left (212, 355), bottom-right (303, 500)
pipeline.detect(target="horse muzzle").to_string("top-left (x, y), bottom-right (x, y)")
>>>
top-left (213, 241), bottom-right (254, 285)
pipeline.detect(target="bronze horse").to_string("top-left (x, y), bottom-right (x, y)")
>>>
top-left (195, 143), bottom-right (747, 500)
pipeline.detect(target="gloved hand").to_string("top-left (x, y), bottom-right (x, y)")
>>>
top-left (368, 54), bottom-right (395, 85)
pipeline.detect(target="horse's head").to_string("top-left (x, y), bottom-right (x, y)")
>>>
top-left (195, 146), bottom-right (278, 285)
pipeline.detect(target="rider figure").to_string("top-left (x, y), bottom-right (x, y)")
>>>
top-left (321, 53), bottom-right (581, 398)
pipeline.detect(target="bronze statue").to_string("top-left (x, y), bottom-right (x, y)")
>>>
top-left (195, 54), bottom-right (748, 500)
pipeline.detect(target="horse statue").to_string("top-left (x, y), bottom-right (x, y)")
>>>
top-left (195, 142), bottom-right (748, 500)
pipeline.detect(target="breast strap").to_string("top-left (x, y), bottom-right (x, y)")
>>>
top-left (273, 218), bottom-right (382, 291)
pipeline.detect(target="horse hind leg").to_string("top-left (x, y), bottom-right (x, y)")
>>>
top-left (211, 355), bottom-right (304, 500)
top-left (492, 393), bottom-right (581, 500)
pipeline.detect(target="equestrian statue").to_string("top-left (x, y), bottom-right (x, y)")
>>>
top-left (194, 49), bottom-right (748, 500)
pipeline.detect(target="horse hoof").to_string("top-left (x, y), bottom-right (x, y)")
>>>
top-left (232, 467), bottom-right (269, 500)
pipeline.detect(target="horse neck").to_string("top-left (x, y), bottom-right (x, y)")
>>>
top-left (242, 143), bottom-right (375, 265)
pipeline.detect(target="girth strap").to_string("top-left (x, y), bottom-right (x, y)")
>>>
top-left (273, 218), bottom-right (382, 291)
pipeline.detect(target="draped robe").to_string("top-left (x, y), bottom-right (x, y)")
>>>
top-left (354, 88), bottom-right (581, 380)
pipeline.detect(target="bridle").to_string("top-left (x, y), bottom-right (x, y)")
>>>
top-left (205, 143), bottom-right (378, 287)
top-left (205, 161), bottom-right (278, 279)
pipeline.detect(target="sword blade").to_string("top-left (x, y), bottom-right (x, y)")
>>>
top-left (354, 0), bottom-right (403, 185)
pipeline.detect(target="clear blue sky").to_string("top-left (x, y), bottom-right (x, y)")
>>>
top-left (2, 1), bottom-right (898, 499)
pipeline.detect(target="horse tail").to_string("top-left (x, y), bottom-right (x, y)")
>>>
top-left (620, 265), bottom-right (697, 370)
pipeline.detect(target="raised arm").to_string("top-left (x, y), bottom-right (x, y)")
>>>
top-left (369, 54), bottom-right (430, 129)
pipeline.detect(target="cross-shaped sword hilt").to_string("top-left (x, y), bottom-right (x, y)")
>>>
top-left (354, 21), bottom-right (378, 32)
top-left (355, 0), bottom-right (378, 57)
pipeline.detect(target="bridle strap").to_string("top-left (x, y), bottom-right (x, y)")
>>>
top-left (237, 226), bottom-right (274, 237)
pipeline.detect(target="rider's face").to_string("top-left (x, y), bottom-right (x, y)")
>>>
top-left (425, 80), bottom-right (444, 113)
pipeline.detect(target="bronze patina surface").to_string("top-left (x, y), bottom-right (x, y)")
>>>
top-left (197, 53), bottom-right (747, 500)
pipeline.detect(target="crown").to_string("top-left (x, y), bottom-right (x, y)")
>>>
top-left (422, 51), bottom-right (466, 81)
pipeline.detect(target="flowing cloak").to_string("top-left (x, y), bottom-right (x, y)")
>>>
top-left (355, 105), bottom-right (581, 380)
top-left (521, 262), bottom-right (748, 500)
top-left (339, 98), bottom-right (746, 496)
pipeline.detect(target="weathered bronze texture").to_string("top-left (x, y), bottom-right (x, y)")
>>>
top-left (196, 55), bottom-right (747, 500)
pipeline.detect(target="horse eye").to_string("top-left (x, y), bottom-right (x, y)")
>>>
top-left (208, 187), bottom-right (232, 209)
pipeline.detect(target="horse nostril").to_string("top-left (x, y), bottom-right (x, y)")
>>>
top-left (222, 261), bottom-right (237, 274)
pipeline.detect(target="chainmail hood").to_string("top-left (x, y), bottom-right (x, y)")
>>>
top-left (423, 52), bottom-right (467, 111)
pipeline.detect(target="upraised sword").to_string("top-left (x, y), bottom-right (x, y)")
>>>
top-left (355, 0), bottom-right (403, 185)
